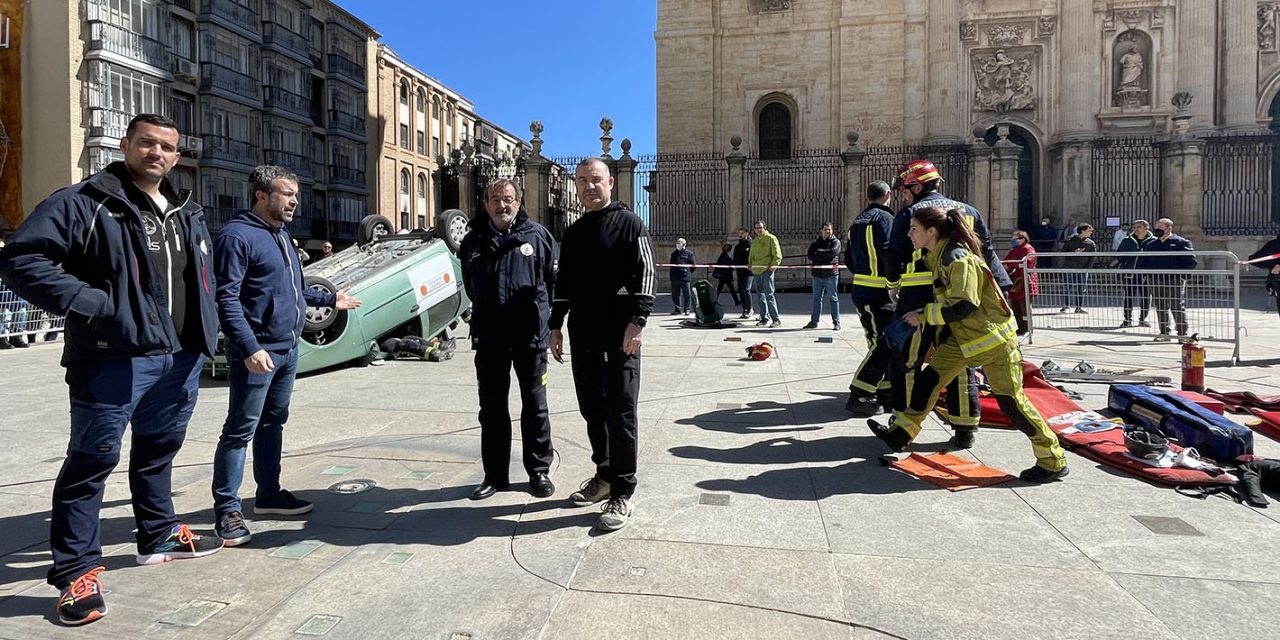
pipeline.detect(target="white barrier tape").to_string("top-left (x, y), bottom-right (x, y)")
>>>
top-left (657, 263), bottom-right (843, 270)
top-left (1239, 252), bottom-right (1280, 266)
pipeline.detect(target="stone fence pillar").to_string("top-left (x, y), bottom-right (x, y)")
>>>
top-left (616, 138), bottom-right (637, 208)
top-left (989, 124), bottom-right (1022, 232)
top-left (726, 135), bottom-right (747, 233)
top-left (521, 121), bottom-right (551, 226)
top-left (968, 125), bottom-right (992, 218)
top-left (840, 130), bottom-right (864, 228)
top-left (1161, 136), bottom-right (1204, 236)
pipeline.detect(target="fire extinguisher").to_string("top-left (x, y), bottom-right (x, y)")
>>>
top-left (1181, 334), bottom-right (1205, 393)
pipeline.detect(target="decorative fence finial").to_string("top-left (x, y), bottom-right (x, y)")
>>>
top-left (529, 120), bottom-right (544, 156)
top-left (599, 117), bottom-right (614, 156)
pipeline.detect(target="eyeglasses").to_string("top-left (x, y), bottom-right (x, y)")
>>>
top-left (488, 197), bottom-right (517, 205)
top-left (753, 225), bottom-right (764, 230)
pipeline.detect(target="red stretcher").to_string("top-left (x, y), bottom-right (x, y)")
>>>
top-left (939, 362), bottom-right (1235, 487)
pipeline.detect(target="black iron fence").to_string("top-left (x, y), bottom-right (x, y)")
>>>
top-left (744, 149), bottom-right (844, 242)
top-left (639, 152), bottom-right (727, 242)
top-left (861, 144), bottom-right (972, 210)
top-left (1201, 132), bottom-right (1280, 236)
top-left (547, 157), bottom-right (586, 241)
top-left (1089, 136), bottom-right (1162, 230)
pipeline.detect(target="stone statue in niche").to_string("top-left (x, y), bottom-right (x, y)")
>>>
top-left (972, 48), bottom-right (1037, 112)
top-left (1111, 31), bottom-right (1152, 108)
top-left (1260, 4), bottom-right (1277, 53)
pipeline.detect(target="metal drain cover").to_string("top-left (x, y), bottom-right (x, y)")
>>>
top-left (328, 479), bottom-right (377, 495)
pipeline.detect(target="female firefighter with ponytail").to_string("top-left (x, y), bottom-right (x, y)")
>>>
top-left (870, 206), bottom-right (1069, 483)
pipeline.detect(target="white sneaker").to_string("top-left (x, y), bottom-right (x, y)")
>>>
top-left (569, 476), bottom-right (610, 506)
top-left (598, 496), bottom-right (632, 531)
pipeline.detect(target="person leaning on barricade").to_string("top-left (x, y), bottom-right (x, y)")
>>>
top-left (1248, 233), bottom-right (1280, 318)
top-left (1002, 230), bottom-right (1038, 336)
top-left (1146, 218), bottom-right (1196, 341)
top-left (881, 160), bottom-right (1009, 449)
top-left (0, 113), bottom-right (223, 625)
top-left (844, 180), bottom-right (897, 416)
top-left (1117, 219), bottom-right (1156, 328)
top-left (870, 206), bottom-right (1070, 483)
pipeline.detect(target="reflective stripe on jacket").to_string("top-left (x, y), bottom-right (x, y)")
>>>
top-left (921, 240), bottom-right (1017, 359)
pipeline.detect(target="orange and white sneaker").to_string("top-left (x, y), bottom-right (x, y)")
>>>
top-left (136, 524), bottom-right (224, 565)
top-left (57, 566), bottom-right (106, 626)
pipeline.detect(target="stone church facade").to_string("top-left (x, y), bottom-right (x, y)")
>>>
top-left (656, 0), bottom-right (1280, 255)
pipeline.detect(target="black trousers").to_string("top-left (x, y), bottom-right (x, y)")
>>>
top-left (570, 347), bottom-right (641, 497)
top-left (850, 288), bottom-right (893, 401)
top-left (475, 347), bottom-right (554, 484)
top-left (1123, 275), bottom-right (1151, 322)
top-left (715, 276), bottom-right (741, 306)
top-left (1151, 274), bottom-right (1189, 335)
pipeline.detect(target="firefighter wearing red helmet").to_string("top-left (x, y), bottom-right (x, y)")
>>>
top-left (870, 159), bottom-right (1012, 451)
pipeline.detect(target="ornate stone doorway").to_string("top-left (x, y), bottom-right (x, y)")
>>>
top-left (984, 125), bottom-right (1040, 232)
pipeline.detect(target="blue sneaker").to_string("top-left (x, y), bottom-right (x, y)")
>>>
top-left (136, 524), bottom-right (223, 565)
top-left (216, 511), bottom-right (252, 547)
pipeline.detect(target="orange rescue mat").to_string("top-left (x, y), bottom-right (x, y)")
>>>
top-left (1246, 411), bottom-right (1280, 443)
top-left (888, 452), bottom-right (1016, 491)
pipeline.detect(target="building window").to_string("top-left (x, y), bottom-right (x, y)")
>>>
top-left (400, 124), bottom-right (410, 149)
top-left (432, 95), bottom-right (440, 119)
top-left (416, 172), bottom-right (427, 215)
top-left (416, 131), bottom-right (425, 155)
top-left (417, 214), bottom-right (426, 229)
top-left (400, 211), bottom-right (410, 229)
top-left (399, 81), bottom-right (409, 107)
top-left (171, 93), bottom-right (195, 133)
top-left (96, 0), bottom-right (162, 38)
top-left (415, 88), bottom-right (426, 114)
top-left (399, 168), bottom-right (411, 214)
top-left (432, 136), bottom-right (440, 158)
top-left (103, 63), bottom-right (166, 114)
top-left (758, 101), bottom-right (792, 160)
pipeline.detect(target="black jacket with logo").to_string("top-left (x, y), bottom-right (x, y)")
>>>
top-left (459, 209), bottom-right (557, 350)
top-left (548, 201), bottom-right (655, 352)
top-left (0, 162), bottom-right (217, 364)
top-left (807, 236), bottom-right (841, 278)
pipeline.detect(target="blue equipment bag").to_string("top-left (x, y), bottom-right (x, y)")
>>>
top-left (1108, 384), bottom-right (1253, 462)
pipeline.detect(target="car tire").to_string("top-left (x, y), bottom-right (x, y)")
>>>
top-left (357, 214), bottom-right (394, 246)
top-left (303, 275), bottom-right (342, 332)
top-left (436, 209), bottom-right (468, 253)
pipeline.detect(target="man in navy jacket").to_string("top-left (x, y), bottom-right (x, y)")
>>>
top-left (460, 179), bottom-right (558, 500)
top-left (0, 114), bottom-right (222, 625)
top-left (210, 166), bottom-right (359, 546)
top-left (1147, 217), bottom-right (1196, 339)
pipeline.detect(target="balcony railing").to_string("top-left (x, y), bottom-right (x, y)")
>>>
top-left (264, 149), bottom-right (314, 178)
top-left (201, 0), bottom-right (260, 35)
top-left (263, 22), bottom-right (309, 56)
top-left (327, 109), bottom-right (365, 137)
top-left (202, 206), bottom-right (238, 231)
top-left (202, 135), bottom-right (259, 164)
top-left (88, 107), bottom-right (132, 140)
top-left (201, 62), bottom-right (259, 103)
top-left (263, 86), bottom-right (312, 120)
top-left (328, 165), bottom-right (365, 188)
top-left (172, 0), bottom-right (194, 11)
top-left (326, 53), bottom-right (365, 85)
top-left (86, 21), bottom-right (171, 71)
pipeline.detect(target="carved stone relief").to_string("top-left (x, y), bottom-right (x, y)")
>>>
top-left (960, 21), bottom-right (977, 42)
top-left (986, 24), bottom-right (1026, 47)
top-left (972, 47), bottom-right (1039, 112)
top-left (1261, 3), bottom-right (1278, 53)
top-left (755, 0), bottom-right (791, 13)
top-left (1036, 16), bottom-right (1057, 38)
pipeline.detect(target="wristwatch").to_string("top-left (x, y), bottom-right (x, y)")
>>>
top-left (630, 316), bottom-right (648, 328)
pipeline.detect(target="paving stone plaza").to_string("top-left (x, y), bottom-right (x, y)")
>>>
top-left (1, 293), bottom-right (1278, 640)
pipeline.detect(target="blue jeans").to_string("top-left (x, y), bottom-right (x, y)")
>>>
top-left (212, 346), bottom-right (299, 516)
top-left (671, 278), bottom-right (692, 312)
top-left (751, 270), bottom-right (779, 322)
top-left (810, 274), bottom-right (840, 324)
top-left (50, 350), bottom-right (203, 588)
top-left (1064, 272), bottom-right (1090, 308)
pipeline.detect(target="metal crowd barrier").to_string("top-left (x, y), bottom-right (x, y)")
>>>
top-left (0, 278), bottom-right (65, 344)
top-left (1017, 251), bottom-right (1240, 363)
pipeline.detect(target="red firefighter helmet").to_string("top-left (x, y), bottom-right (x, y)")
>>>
top-left (746, 342), bottom-right (774, 361)
top-left (896, 160), bottom-right (942, 187)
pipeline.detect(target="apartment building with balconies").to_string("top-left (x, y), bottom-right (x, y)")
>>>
top-left (12, 0), bottom-right (378, 245)
top-left (374, 45), bottom-right (529, 234)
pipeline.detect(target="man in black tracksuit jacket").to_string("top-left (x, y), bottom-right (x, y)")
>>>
top-left (880, 162), bottom-right (1009, 450)
top-left (460, 180), bottom-right (558, 501)
top-left (0, 115), bottom-right (221, 625)
top-left (549, 159), bottom-right (655, 532)
top-left (1117, 220), bottom-right (1157, 327)
top-left (844, 181), bottom-right (897, 416)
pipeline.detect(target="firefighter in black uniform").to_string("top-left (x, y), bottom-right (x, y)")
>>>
top-left (461, 179), bottom-right (558, 501)
top-left (879, 160), bottom-right (1011, 450)
top-left (845, 180), bottom-right (897, 417)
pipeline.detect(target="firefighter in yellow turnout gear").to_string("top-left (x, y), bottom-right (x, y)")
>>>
top-left (870, 206), bottom-right (1069, 483)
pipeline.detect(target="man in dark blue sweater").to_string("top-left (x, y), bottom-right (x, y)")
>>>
top-left (1147, 217), bottom-right (1196, 340)
top-left (210, 166), bottom-right (360, 546)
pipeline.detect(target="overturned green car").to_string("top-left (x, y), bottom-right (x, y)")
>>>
top-left (206, 212), bottom-right (471, 377)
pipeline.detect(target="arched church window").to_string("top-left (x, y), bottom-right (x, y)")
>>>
top-left (758, 102), bottom-right (792, 160)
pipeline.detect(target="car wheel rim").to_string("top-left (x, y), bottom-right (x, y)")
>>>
top-left (449, 216), bottom-right (467, 245)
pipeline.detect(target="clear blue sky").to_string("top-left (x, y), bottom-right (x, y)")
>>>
top-left (342, 1), bottom-right (658, 159)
